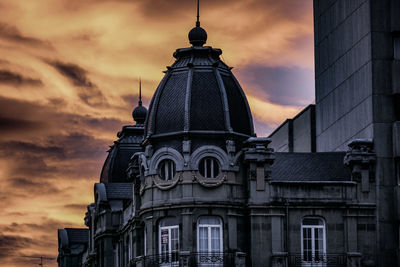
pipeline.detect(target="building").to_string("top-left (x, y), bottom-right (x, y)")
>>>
top-left (58, 1), bottom-right (400, 266)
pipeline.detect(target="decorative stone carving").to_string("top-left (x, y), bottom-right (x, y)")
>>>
top-left (182, 140), bottom-right (191, 167)
top-left (344, 139), bottom-right (376, 192)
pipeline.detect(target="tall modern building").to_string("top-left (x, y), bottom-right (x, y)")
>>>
top-left (58, 1), bottom-right (399, 267)
top-left (314, 1), bottom-right (400, 266)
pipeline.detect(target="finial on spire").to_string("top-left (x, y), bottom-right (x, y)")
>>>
top-left (138, 77), bottom-right (142, 106)
top-left (196, 0), bottom-right (200, 27)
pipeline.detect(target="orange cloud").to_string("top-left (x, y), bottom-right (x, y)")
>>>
top-left (0, 0), bottom-right (313, 266)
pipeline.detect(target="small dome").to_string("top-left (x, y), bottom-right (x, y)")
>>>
top-left (189, 26), bottom-right (207, 46)
top-left (132, 104), bottom-right (147, 125)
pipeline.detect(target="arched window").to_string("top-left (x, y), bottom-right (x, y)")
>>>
top-left (301, 217), bottom-right (326, 264)
top-left (158, 159), bottom-right (176, 181)
top-left (199, 157), bottom-right (220, 178)
top-left (197, 216), bottom-right (223, 255)
top-left (159, 218), bottom-right (179, 265)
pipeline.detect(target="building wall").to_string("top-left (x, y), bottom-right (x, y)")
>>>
top-left (269, 105), bottom-right (315, 153)
top-left (314, 0), bottom-right (400, 265)
top-left (268, 120), bottom-right (291, 152)
top-left (314, 0), bottom-right (374, 152)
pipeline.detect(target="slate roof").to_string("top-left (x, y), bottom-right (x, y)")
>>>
top-left (65, 228), bottom-right (88, 244)
top-left (270, 152), bottom-right (351, 182)
top-left (100, 125), bottom-right (144, 183)
top-left (145, 37), bottom-right (254, 139)
top-left (104, 183), bottom-right (133, 200)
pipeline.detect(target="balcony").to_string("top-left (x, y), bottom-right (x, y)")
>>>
top-left (288, 254), bottom-right (346, 267)
top-left (132, 252), bottom-right (246, 267)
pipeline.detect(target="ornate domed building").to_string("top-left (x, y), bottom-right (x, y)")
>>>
top-left (58, 4), bottom-right (390, 267)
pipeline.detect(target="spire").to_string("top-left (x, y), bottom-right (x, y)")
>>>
top-left (132, 77), bottom-right (147, 125)
top-left (138, 78), bottom-right (142, 106)
top-left (196, 0), bottom-right (200, 27)
top-left (188, 0), bottom-right (207, 46)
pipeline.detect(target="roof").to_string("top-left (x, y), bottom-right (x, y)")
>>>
top-left (100, 125), bottom-right (144, 183)
top-left (270, 152), bottom-right (351, 181)
top-left (64, 228), bottom-right (88, 244)
top-left (104, 183), bottom-right (132, 200)
top-left (145, 28), bottom-right (254, 141)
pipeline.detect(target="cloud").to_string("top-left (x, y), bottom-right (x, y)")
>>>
top-left (0, 70), bottom-right (43, 86)
top-left (0, 1), bottom-right (314, 266)
top-left (0, 116), bottom-right (46, 133)
top-left (237, 65), bottom-right (314, 106)
top-left (0, 95), bottom-right (127, 139)
top-left (48, 61), bottom-right (93, 87)
top-left (0, 22), bottom-right (52, 48)
top-left (47, 60), bottom-right (109, 107)
top-left (8, 177), bottom-right (61, 194)
top-left (0, 234), bottom-right (33, 259)
top-left (64, 203), bottom-right (88, 212)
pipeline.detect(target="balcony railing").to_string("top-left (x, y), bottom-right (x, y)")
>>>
top-left (288, 254), bottom-right (346, 267)
top-left (133, 252), bottom-right (244, 267)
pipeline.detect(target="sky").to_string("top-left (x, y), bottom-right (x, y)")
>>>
top-left (0, 0), bottom-right (314, 266)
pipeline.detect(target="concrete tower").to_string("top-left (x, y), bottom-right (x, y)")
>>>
top-left (314, 0), bottom-right (400, 265)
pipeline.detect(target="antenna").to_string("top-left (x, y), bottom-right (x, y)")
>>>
top-left (139, 78), bottom-right (142, 106)
top-left (196, 0), bottom-right (200, 27)
top-left (19, 255), bottom-right (55, 266)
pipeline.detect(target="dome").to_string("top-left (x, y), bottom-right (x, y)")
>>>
top-left (145, 32), bottom-right (254, 144)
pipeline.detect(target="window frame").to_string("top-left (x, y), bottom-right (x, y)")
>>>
top-left (198, 157), bottom-right (221, 179)
top-left (197, 216), bottom-right (223, 254)
top-left (300, 217), bottom-right (327, 266)
top-left (158, 220), bottom-right (179, 265)
top-left (157, 159), bottom-right (176, 181)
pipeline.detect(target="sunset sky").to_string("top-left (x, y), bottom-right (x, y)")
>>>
top-left (0, 0), bottom-right (313, 266)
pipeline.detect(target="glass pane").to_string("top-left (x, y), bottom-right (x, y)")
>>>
top-left (171, 228), bottom-right (179, 262)
top-left (198, 216), bottom-right (221, 225)
top-left (211, 227), bottom-right (220, 252)
top-left (199, 227), bottom-right (208, 252)
top-left (199, 157), bottom-right (220, 178)
top-left (160, 229), bottom-right (169, 262)
top-left (160, 217), bottom-right (178, 227)
top-left (158, 159), bottom-right (176, 180)
top-left (213, 161), bottom-right (220, 178)
top-left (303, 218), bottom-right (324, 226)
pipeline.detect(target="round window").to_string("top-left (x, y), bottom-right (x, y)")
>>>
top-left (199, 157), bottom-right (220, 178)
top-left (158, 159), bottom-right (176, 181)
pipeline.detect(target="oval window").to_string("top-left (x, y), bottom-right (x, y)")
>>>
top-left (199, 157), bottom-right (220, 178)
top-left (158, 159), bottom-right (176, 181)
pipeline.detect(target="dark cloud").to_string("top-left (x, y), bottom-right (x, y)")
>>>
top-left (0, 132), bottom-right (108, 180)
top-left (49, 61), bottom-right (93, 87)
top-left (47, 97), bottom-right (67, 106)
top-left (47, 60), bottom-right (109, 107)
top-left (0, 95), bottom-right (126, 137)
top-left (0, 22), bottom-right (52, 48)
top-left (0, 69), bottom-right (43, 86)
top-left (8, 177), bottom-right (61, 194)
top-left (0, 115), bottom-right (46, 133)
top-left (0, 141), bottom-right (65, 159)
top-left (121, 93), bottom-right (139, 107)
top-left (0, 218), bottom-right (78, 234)
top-left (0, 234), bottom-right (33, 259)
top-left (237, 65), bottom-right (314, 106)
